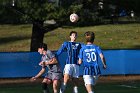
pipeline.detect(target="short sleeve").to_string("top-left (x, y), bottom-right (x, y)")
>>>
top-left (47, 50), bottom-right (55, 59)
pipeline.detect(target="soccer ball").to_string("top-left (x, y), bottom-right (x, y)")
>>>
top-left (70, 13), bottom-right (79, 23)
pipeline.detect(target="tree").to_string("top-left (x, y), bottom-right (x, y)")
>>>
top-left (15, 0), bottom-right (61, 51)
top-left (2, 0), bottom-right (64, 51)
top-left (1, 0), bottom-right (83, 51)
top-left (1, 0), bottom-right (140, 52)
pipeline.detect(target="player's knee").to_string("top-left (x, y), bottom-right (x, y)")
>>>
top-left (47, 79), bottom-right (52, 84)
top-left (43, 78), bottom-right (51, 84)
top-left (64, 74), bottom-right (70, 81)
top-left (53, 80), bottom-right (58, 87)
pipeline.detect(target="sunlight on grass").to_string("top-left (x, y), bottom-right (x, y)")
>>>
top-left (0, 24), bottom-right (140, 52)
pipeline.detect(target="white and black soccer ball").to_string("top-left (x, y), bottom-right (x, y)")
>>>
top-left (70, 13), bottom-right (79, 23)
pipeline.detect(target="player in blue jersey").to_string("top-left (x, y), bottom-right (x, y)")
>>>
top-left (30, 43), bottom-right (62, 93)
top-left (78, 31), bottom-right (107, 93)
top-left (56, 31), bottom-right (82, 93)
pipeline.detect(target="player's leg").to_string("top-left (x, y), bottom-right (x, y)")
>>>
top-left (42, 77), bottom-right (52, 93)
top-left (60, 74), bottom-right (70, 93)
top-left (93, 64), bottom-right (100, 86)
top-left (85, 84), bottom-right (94, 93)
top-left (53, 79), bottom-right (61, 93)
top-left (72, 78), bottom-right (79, 93)
top-left (83, 75), bottom-right (94, 93)
top-left (52, 72), bottom-right (62, 93)
top-left (72, 64), bottom-right (79, 93)
top-left (93, 75), bottom-right (99, 86)
top-left (60, 64), bottom-right (72, 93)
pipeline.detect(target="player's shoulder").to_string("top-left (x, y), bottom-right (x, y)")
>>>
top-left (76, 42), bottom-right (85, 46)
top-left (60, 41), bottom-right (68, 46)
top-left (81, 43), bottom-right (85, 47)
top-left (85, 44), bottom-right (100, 48)
top-left (63, 41), bottom-right (69, 44)
top-left (92, 44), bottom-right (99, 47)
top-left (92, 44), bottom-right (101, 50)
top-left (94, 44), bottom-right (100, 48)
top-left (47, 50), bottom-right (53, 54)
top-left (80, 44), bottom-right (87, 50)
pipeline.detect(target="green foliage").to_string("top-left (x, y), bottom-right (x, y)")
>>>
top-left (16, 0), bottom-right (57, 21)
top-left (0, 0), bottom-right (140, 25)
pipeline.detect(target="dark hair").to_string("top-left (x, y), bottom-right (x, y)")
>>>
top-left (69, 31), bottom-right (77, 36)
top-left (84, 31), bottom-right (95, 42)
top-left (39, 43), bottom-right (47, 50)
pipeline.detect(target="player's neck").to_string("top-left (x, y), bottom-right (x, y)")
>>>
top-left (70, 40), bottom-right (76, 42)
top-left (87, 42), bottom-right (93, 44)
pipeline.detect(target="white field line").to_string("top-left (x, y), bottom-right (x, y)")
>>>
top-left (119, 85), bottom-right (138, 89)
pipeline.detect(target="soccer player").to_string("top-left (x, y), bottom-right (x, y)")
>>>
top-left (56, 31), bottom-right (82, 93)
top-left (78, 31), bottom-right (107, 93)
top-left (30, 43), bottom-right (62, 93)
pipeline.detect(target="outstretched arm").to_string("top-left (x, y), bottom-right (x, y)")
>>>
top-left (56, 42), bottom-right (67, 56)
top-left (30, 67), bottom-right (45, 81)
top-left (99, 53), bottom-right (107, 69)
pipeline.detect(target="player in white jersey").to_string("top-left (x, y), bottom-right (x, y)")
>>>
top-left (30, 43), bottom-right (62, 93)
top-left (78, 31), bottom-right (107, 93)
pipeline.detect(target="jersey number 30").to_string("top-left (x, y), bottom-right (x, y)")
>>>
top-left (86, 52), bottom-right (96, 62)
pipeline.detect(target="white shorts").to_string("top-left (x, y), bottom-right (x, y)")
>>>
top-left (63, 64), bottom-right (79, 78)
top-left (83, 75), bottom-right (99, 86)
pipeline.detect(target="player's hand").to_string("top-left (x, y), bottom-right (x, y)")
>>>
top-left (39, 61), bottom-right (46, 66)
top-left (30, 77), bottom-right (37, 82)
top-left (39, 62), bottom-right (43, 66)
top-left (103, 65), bottom-right (107, 69)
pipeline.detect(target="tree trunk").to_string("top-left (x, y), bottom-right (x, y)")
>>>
top-left (30, 20), bottom-right (44, 52)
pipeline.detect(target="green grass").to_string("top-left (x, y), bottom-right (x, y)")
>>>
top-left (0, 81), bottom-right (140, 93)
top-left (0, 23), bottom-right (140, 52)
top-left (0, 24), bottom-right (32, 52)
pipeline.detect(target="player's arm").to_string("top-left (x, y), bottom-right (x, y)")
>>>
top-left (45, 57), bottom-right (58, 65)
top-left (39, 61), bottom-right (46, 67)
top-left (78, 58), bottom-right (82, 65)
top-left (30, 67), bottom-right (45, 81)
top-left (99, 53), bottom-right (107, 69)
top-left (78, 48), bottom-right (83, 65)
top-left (97, 46), bottom-right (107, 69)
top-left (45, 50), bottom-right (58, 65)
top-left (56, 42), bottom-right (67, 56)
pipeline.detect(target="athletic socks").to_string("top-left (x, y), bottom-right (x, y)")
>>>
top-left (59, 83), bottom-right (66, 93)
top-left (42, 83), bottom-right (50, 93)
top-left (89, 91), bottom-right (94, 93)
top-left (73, 86), bottom-right (78, 93)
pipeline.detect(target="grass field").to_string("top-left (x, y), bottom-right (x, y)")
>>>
top-left (0, 23), bottom-right (140, 52)
top-left (0, 79), bottom-right (140, 93)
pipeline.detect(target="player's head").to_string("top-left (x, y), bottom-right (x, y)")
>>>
top-left (41, 43), bottom-right (47, 51)
top-left (69, 31), bottom-right (77, 41)
top-left (84, 31), bottom-right (95, 43)
top-left (38, 43), bottom-right (47, 54)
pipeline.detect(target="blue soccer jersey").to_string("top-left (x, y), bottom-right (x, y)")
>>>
top-left (56, 41), bottom-right (82, 64)
top-left (79, 44), bottom-right (102, 75)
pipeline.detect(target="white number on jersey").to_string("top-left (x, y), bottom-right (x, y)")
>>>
top-left (86, 52), bottom-right (96, 62)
